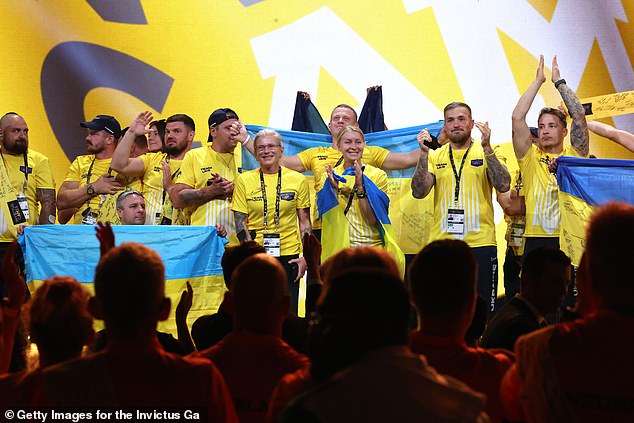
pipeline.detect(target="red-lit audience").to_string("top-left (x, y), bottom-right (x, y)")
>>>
top-left (1, 202), bottom-right (633, 422)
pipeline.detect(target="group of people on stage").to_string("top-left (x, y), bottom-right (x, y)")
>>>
top-left (1, 55), bottom-right (634, 422)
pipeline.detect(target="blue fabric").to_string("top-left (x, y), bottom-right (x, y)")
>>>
top-left (244, 122), bottom-right (444, 178)
top-left (556, 156), bottom-right (634, 206)
top-left (18, 225), bottom-right (227, 284)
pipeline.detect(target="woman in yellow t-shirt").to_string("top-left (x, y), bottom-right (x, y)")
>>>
top-left (322, 126), bottom-right (389, 247)
top-left (232, 129), bottom-right (311, 314)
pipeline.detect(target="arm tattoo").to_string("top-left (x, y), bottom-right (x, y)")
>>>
top-left (179, 189), bottom-right (206, 207)
top-left (233, 211), bottom-right (251, 241)
top-left (411, 154), bottom-right (435, 198)
top-left (485, 155), bottom-right (511, 193)
top-left (558, 83), bottom-right (589, 156)
top-left (36, 188), bottom-right (57, 224)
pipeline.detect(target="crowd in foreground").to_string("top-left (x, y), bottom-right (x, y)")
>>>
top-left (0, 201), bottom-right (633, 423)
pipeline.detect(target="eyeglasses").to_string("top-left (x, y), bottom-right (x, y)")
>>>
top-left (256, 144), bottom-right (281, 152)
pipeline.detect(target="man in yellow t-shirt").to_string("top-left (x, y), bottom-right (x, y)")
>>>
top-left (172, 108), bottom-right (248, 245)
top-left (511, 55), bottom-right (589, 260)
top-left (412, 102), bottom-right (511, 312)
top-left (111, 112), bottom-right (194, 225)
top-left (57, 115), bottom-right (140, 225)
top-left (0, 112), bottom-right (56, 291)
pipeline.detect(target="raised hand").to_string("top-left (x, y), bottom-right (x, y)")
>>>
top-left (551, 55), bottom-right (561, 83)
top-left (129, 111), bottom-right (153, 136)
top-left (353, 160), bottom-right (364, 190)
top-left (475, 121), bottom-right (492, 150)
top-left (95, 221), bottom-right (115, 256)
top-left (416, 129), bottom-right (431, 153)
top-left (536, 54), bottom-right (546, 84)
top-left (325, 165), bottom-right (338, 190)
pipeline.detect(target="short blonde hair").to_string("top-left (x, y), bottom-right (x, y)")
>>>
top-left (253, 129), bottom-right (282, 149)
top-left (335, 125), bottom-right (365, 147)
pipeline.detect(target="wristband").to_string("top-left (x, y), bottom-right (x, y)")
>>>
top-left (356, 191), bottom-right (367, 199)
top-left (241, 135), bottom-right (251, 145)
top-left (554, 79), bottom-right (566, 89)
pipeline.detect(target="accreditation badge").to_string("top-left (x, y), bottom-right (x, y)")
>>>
top-left (16, 194), bottom-right (30, 220)
top-left (510, 223), bottom-right (526, 247)
top-left (81, 207), bottom-right (98, 225)
top-left (7, 200), bottom-right (26, 225)
top-left (446, 208), bottom-right (465, 235)
top-left (263, 233), bottom-right (281, 257)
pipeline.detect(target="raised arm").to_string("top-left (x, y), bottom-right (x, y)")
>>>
top-left (410, 129), bottom-right (435, 198)
top-left (477, 122), bottom-right (510, 193)
top-left (588, 120), bottom-right (634, 153)
top-left (280, 154), bottom-right (307, 173)
top-left (552, 56), bottom-right (589, 157)
top-left (354, 161), bottom-right (377, 227)
top-left (512, 55), bottom-right (546, 159)
top-left (110, 111), bottom-right (152, 176)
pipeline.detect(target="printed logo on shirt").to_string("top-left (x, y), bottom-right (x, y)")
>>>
top-left (317, 155), bottom-right (328, 161)
top-left (280, 192), bottom-right (295, 201)
top-left (247, 195), bottom-right (264, 202)
top-left (436, 163), bottom-right (447, 169)
top-left (153, 166), bottom-right (162, 172)
top-left (201, 166), bottom-right (213, 173)
top-left (471, 159), bottom-right (483, 167)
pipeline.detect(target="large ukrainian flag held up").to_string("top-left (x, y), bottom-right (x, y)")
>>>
top-left (18, 225), bottom-right (228, 334)
top-left (244, 123), bottom-right (444, 254)
top-left (557, 156), bottom-right (634, 266)
top-left (318, 167), bottom-right (406, 277)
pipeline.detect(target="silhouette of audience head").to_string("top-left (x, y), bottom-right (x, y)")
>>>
top-left (585, 202), bottom-right (634, 310)
top-left (28, 276), bottom-right (94, 366)
top-left (90, 242), bottom-right (170, 339)
top-left (309, 268), bottom-right (409, 380)
top-left (409, 239), bottom-right (477, 336)
top-left (322, 246), bottom-right (400, 283)
top-left (221, 241), bottom-right (266, 287)
top-left (226, 253), bottom-right (289, 335)
top-left (520, 247), bottom-right (571, 315)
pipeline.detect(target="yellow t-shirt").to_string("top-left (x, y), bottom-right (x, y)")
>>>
top-left (64, 155), bottom-right (141, 224)
top-left (319, 163), bottom-right (388, 247)
top-left (428, 141), bottom-right (504, 247)
top-left (176, 146), bottom-right (241, 244)
top-left (519, 144), bottom-right (586, 238)
top-left (297, 145), bottom-right (389, 229)
top-left (0, 150), bottom-right (55, 242)
top-left (138, 152), bottom-right (183, 225)
top-left (232, 166), bottom-right (310, 256)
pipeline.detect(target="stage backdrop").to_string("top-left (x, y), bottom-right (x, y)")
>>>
top-left (2, 0), bottom-right (634, 297)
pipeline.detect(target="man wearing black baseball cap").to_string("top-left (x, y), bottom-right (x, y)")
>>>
top-left (58, 114), bottom-right (139, 225)
top-left (172, 108), bottom-right (246, 244)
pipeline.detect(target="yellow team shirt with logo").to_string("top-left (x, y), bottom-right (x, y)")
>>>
top-left (232, 166), bottom-right (310, 256)
top-left (138, 152), bottom-right (185, 225)
top-left (428, 141), bottom-right (504, 247)
top-left (297, 145), bottom-right (389, 228)
top-left (0, 150), bottom-right (55, 242)
top-left (64, 155), bottom-right (141, 224)
top-left (320, 163), bottom-right (388, 247)
top-left (176, 146), bottom-right (241, 244)
top-left (519, 144), bottom-right (586, 238)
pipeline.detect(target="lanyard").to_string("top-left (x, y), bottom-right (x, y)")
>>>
top-left (448, 142), bottom-right (473, 205)
top-left (260, 167), bottom-right (282, 233)
top-left (86, 156), bottom-right (96, 185)
top-left (0, 152), bottom-right (29, 195)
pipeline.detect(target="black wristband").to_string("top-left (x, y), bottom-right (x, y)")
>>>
top-left (554, 78), bottom-right (566, 89)
top-left (356, 191), bottom-right (367, 199)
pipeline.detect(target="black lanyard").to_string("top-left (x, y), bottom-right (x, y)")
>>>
top-left (86, 156), bottom-right (96, 185)
top-left (448, 142), bottom-right (473, 204)
top-left (260, 168), bottom-right (282, 232)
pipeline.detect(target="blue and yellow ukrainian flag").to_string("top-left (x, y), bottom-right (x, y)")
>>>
top-left (557, 156), bottom-right (634, 266)
top-left (317, 167), bottom-right (406, 277)
top-left (18, 225), bottom-right (227, 335)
